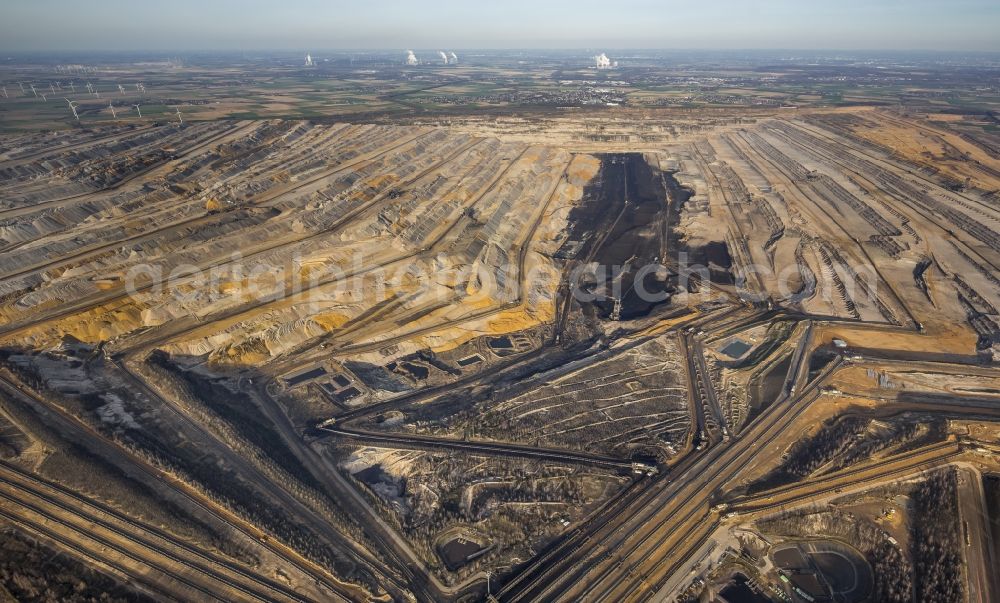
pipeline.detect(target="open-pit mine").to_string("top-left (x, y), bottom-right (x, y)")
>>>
top-left (0, 49), bottom-right (999, 603)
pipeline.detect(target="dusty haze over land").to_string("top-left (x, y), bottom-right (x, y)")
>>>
top-left (3, 0), bottom-right (1000, 51)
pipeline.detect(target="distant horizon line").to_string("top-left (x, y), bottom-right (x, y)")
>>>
top-left (3, 47), bottom-right (1000, 56)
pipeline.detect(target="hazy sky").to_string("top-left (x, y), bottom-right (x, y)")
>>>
top-left (2, 0), bottom-right (999, 52)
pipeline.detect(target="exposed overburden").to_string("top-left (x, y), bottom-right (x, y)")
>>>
top-left (1, 56), bottom-right (999, 602)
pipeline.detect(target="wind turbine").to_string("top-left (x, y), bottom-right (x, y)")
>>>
top-left (85, 82), bottom-right (92, 94)
top-left (108, 100), bottom-right (117, 119)
top-left (49, 83), bottom-right (56, 95)
top-left (1, 86), bottom-right (7, 99)
top-left (172, 106), bottom-right (183, 124)
top-left (17, 81), bottom-right (24, 93)
top-left (40, 92), bottom-right (47, 102)
top-left (64, 98), bottom-right (79, 121)
top-left (133, 103), bottom-right (141, 118)
top-left (68, 81), bottom-right (75, 93)
top-left (118, 83), bottom-right (125, 95)
top-left (29, 84), bottom-right (37, 97)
